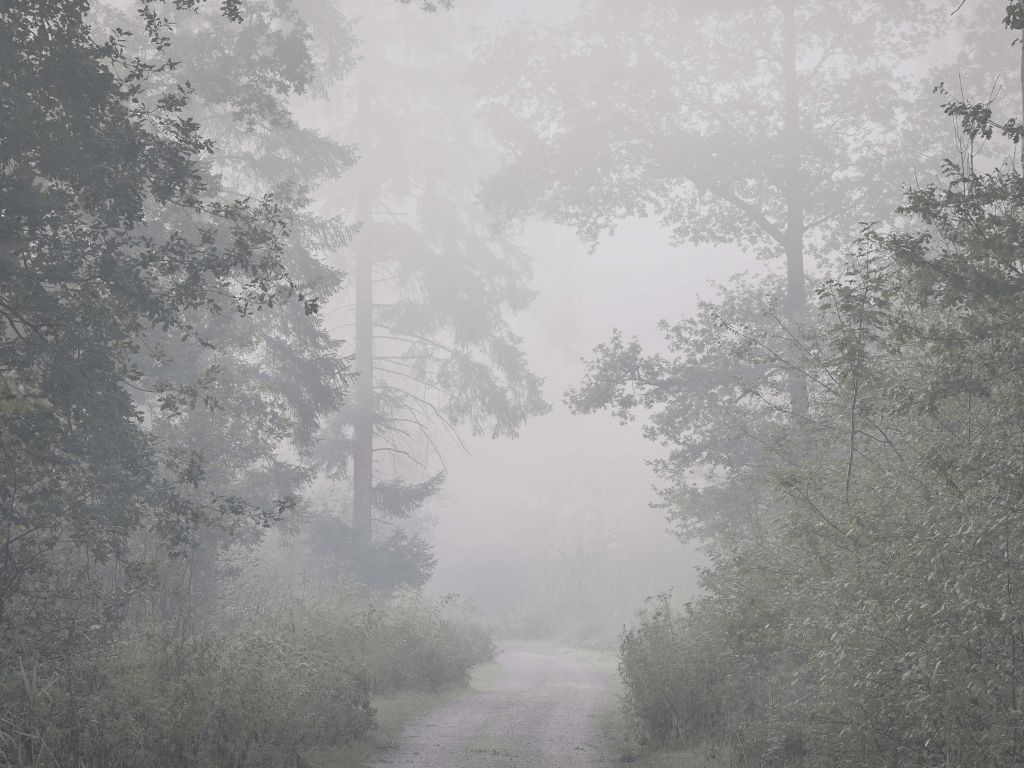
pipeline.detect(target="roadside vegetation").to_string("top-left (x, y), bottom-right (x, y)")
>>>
top-left (605, 20), bottom-right (1024, 768)
top-left (1, 586), bottom-right (492, 767)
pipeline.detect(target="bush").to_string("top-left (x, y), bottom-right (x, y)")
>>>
top-left (0, 586), bottom-right (493, 768)
top-left (619, 591), bottom-right (809, 767)
top-left (619, 595), bottom-right (728, 749)
top-left (1, 612), bottom-right (373, 767)
top-left (362, 591), bottom-right (495, 693)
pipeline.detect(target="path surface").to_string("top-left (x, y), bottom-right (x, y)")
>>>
top-left (367, 645), bottom-right (619, 768)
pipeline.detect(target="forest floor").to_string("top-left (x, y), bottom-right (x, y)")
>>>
top-left (359, 642), bottom-right (624, 768)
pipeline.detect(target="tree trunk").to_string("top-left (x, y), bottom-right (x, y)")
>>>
top-left (352, 202), bottom-right (374, 544)
top-left (781, 0), bottom-right (808, 416)
top-left (352, 80), bottom-right (375, 545)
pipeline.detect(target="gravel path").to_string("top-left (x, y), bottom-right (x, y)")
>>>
top-left (366, 645), bottom-right (620, 768)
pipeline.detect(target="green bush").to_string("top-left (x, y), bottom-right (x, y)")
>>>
top-left (1, 614), bottom-right (373, 767)
top-left (0, 587), bottom-right (492, 768)
top-left (618, 591), bottom-right (804, 765)
top-left (362, 591), bottom-right (495, 693)
top-left (619, 595), bottom-right (729, 749)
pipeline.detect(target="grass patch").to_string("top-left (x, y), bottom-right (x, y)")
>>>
top-left (468, 660), bottom-right (503, 691)
top-left (590, 691), bottom-right (637, 764)
top-left (306, 661), bottom-right (499, 768)
top-left (466, 733), bottom-right (514, 757)
top-left (305, 689), bottom-right (447, 767)
top-left (628, 744), bottom-right (733, 768)
top-left (599, 710), bottom-right (731, 768)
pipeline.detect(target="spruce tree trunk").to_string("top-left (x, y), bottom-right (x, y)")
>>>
top-left (781, 0), bottom-right (808, 416)
top-left (352, 75), bottom-right (375, 545)
top-left (352, 203), bottom-right (374, 544)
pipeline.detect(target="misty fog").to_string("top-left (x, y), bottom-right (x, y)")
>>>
top-left (5, 0), bottom-right (1024, 766)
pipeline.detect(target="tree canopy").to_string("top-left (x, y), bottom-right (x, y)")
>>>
top-left (0, 0), bottom-right (323, 632)
top-left (478, 0), bottom-right (945, 315)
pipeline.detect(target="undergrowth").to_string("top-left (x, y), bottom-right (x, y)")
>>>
top-left (0, 587), bottom-right (493, 768)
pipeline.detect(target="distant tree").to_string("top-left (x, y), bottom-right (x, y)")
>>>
top-left (91, 0), bottom-right (472, 599)
top-left (314, 1), bottom-right (549, 546)
top-left (480, 0), bottom-right (950, 414)
top-left (483, 0), bottom-right (943, 310)
top-left (291, 511), bottom-right (436, 594)
top-left (564, 0), bottom-right (1024, 544)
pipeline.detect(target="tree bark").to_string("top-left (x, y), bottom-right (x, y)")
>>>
top-left (352, 199), bottom-right (374, 544)
top-left (352, 84), bottom-right (375, 545)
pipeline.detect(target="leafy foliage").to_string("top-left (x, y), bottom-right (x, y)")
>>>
top-left (0, 0), bottom-right (320, 640)
top-left (477, 0), bottom-right (941, 278)
top-left (295, 512), bottom-right (436, 592)
top-left (602, 20), bottom-right (1024, 761)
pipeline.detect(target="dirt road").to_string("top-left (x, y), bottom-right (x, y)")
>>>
top-left (367, 645), bottom-right (620, 768)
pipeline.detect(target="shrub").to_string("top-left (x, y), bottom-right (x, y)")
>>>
top-left (619, 595), bottom-right (726, 749)
top-left (1, 613), bottom-right (373, 767)
top-left (0, 586), bottom-right (492, 768)
top-left (362, 591), bottom-right (495, 693)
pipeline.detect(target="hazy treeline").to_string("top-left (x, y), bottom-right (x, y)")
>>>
top-left (474, 0), bottom-right (1024, 765)
top-left (9, 0), bottom-right (1024, 765)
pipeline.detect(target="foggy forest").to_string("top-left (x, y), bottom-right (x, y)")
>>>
top-left (5, 0), bottom-right (1024, 766)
